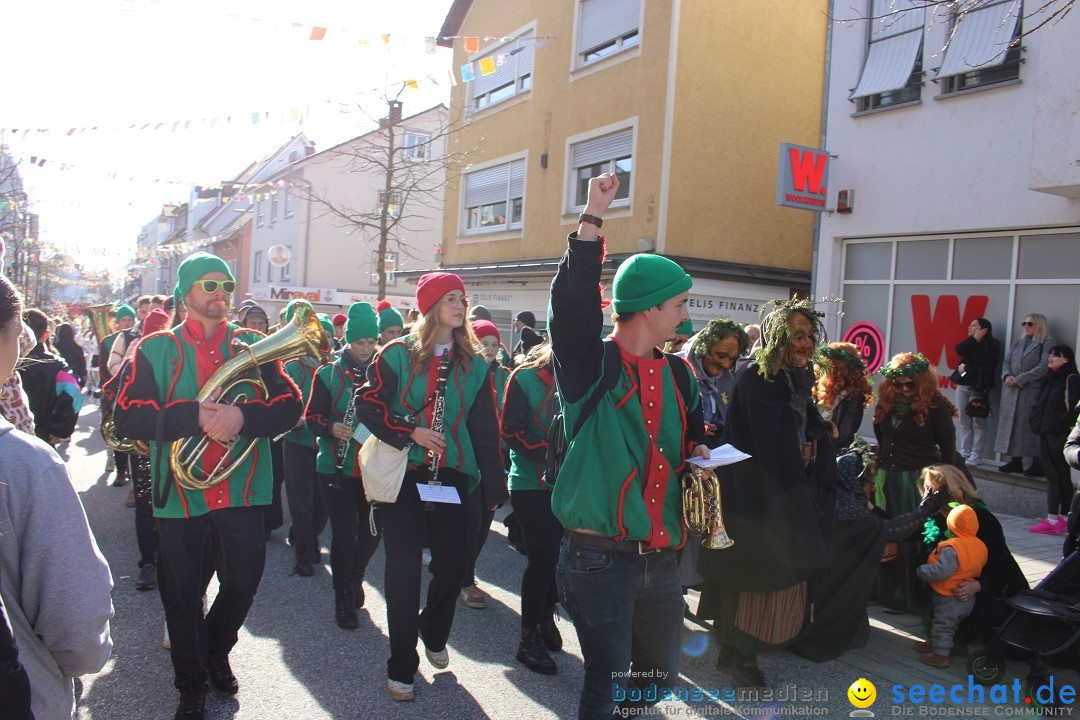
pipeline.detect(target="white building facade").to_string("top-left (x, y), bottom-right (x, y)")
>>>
top-left (816, 0), bottom-right (1080, 451)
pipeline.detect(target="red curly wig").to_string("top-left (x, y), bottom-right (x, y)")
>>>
top-left (873, 352), bottom-right (958, 426)
top-left (814, 342), bottom-right (874, 411)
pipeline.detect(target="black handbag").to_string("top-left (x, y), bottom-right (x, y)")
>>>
top-left (965, 389), bottom-right (991, 418)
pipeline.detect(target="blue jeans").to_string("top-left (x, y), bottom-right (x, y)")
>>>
top-left (557, 537), bottom-right (684, 720)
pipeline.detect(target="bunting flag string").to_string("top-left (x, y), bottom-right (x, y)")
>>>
top-left (452, 36), bottom-right (554, 84)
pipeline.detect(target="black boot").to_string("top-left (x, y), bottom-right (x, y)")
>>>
top-left (335, 590), bottom-right (359, 630)
top-left (716, 645), bottom-right (765, 687)
top-left (999, 457), bottom-right (1024, 473)
top-left (516, 627), bottom-right (557, 675)
top-left (174, 685), bottom-right (206, 720)
top-left (539, 607), bottom-right (563, 653)
top-left (354, 576), bottom-right (365, 609)
top-left (1024, 460), bottom-right (1045, 477)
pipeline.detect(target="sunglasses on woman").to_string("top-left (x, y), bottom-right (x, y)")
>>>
top-left (1021, 321), bottom-right (1034, 327)
top-left (191, 279), bottom-right (236, 295)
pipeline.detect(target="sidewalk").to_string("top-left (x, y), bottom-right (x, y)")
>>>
top-left (841, 511), bottom-right (1068, 699)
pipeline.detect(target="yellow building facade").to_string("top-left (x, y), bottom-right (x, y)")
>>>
top-left (433, 0), bottom-right (827, 339)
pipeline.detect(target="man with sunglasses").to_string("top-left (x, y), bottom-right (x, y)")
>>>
top-left (113, 253), bottom-right (301, 720)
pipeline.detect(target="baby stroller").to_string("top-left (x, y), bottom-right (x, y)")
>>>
top-left (968, 543), bottom-right (1080, 686)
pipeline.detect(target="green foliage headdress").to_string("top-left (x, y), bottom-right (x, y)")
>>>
top-left (690, 318), bottom-right (749, 358)
top-left (755, 296), bottom-right (827, 378)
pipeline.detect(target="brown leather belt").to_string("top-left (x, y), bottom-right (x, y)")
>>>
top-left (563, 530), bottom-right (668, 555)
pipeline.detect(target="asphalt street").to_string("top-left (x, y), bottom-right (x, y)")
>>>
top-left (65, 399), bottom-right (904, 719)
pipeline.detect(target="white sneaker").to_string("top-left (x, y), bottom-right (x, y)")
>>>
top-left (421, 549), bottom-right (431, 567)
top-left (106, 455), bottom-right (116, 473)
top-left (387, 679), bottom-right (415, 701)
top-left (163, 623), bottom-right (171, 650)
top-left (967, 453), bottom-right (981, 465)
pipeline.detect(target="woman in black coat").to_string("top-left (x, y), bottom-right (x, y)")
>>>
top-left (954, 318), bottom-right (1000, 465)
top-left (53, 323), bottom-right (87, 389)
top-left (1027, 344), bottom-right (1080, 535)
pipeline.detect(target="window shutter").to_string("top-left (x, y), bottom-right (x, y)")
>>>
top-left (936, 0), bottom-right (1020, 78)
top-left (572, 128), bottom-right (633, 169)
top-left (472, 34), bottom-right (534, 98)
top-left (508, 159), bottom-right (525, 200)
top-left (464, 163), bottom-right (512, 207)
top-left (850, 0), bottom-right (926, 98)
top-left (579, 0), bottom-right (640, 54)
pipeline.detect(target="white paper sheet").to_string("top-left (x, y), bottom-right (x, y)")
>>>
top-left (416, 483), bottom-right (461, 504)
top-left (685, 444), bottom-right (752, 469)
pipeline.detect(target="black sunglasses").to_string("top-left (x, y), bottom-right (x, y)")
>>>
top-left (191, 279), bottom-right (236, 295)
top-left (1021, 321), bottom-right (1034, 327)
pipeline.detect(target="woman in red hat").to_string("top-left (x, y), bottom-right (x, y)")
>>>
top-left (356, 272), bottom-right (507, 702)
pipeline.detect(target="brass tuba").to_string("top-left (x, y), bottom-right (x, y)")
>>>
top-left (89, 303), bottom-right (150, 455)
top-left (82, 303), bottom-right (114, 346)
top-left (169, 300), bottom-right (332, 491)
top-left (682, 465), bottom-right (734, 550)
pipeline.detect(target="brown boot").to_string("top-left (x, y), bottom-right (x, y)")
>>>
top-left (920, 652), bottom-right (949, 668)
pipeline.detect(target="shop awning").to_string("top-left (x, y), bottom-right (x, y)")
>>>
top-left (850, 1), bottom-right (926, 98)
top-left (936, 0), bottom-right (1020, 78)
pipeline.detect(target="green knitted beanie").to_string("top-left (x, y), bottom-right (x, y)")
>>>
top-left (612, 254), bottom-right (692, 313)
top-left (345, 302), bottom-right (378, 343)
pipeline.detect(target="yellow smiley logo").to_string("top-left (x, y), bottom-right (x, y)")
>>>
top-left (848, 678), bottom-right (876, 708)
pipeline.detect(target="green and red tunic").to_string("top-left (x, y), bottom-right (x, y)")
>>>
top-left (305, 352), bottom-right (368, 478)
top-left (113, 320), bottom-right (302, 518)
top-left (502, 365), bottom-right (555, 492)
top-left (548, 235), bottom-right (705, 549)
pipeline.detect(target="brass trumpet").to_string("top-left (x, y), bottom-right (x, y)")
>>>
top-left (681, 465), bottom-right (734, 550)
top-left (170, 300), bottom-right (331, 491)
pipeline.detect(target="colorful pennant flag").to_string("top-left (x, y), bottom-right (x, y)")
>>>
top-left (479, 56), bottom-right (496, 76)
top-left (460, 63), bottom-right (475, 82)
top-left (310, 26), bottom-right (327, 40)
top-left (464, 36), bottom-right (479, 53)
top-left (425, 37), bottom-right (437, 54)
top-left (404, 79), bottom-right (419, 89)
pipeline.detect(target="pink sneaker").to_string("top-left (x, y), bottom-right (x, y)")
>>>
top-left (1028, 517), bottom-right (1066, 535)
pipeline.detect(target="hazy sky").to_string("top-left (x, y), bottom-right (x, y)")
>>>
top-left (3, 0), bottom-right (456, 278)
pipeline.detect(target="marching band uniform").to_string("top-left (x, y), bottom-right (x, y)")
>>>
top-left (113, 253), bottom-right (301, 720)
top-left (550, 229), bottom-right (704, 718)
top-left (282, 316), bottom-right (329, 579)
top-left (502, 360), bottom-right (564, 674)
top-left (355, 272), bottom-right (505, 701)
top-left (305, 302), bottom-right (381, 629)
top-left (101, 304), bottom-right (135, 483)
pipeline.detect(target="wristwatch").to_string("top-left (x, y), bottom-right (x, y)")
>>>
top-left (578, 213), bottom-right (603, 229)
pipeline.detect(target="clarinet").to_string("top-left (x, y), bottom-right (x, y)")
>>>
top-left (425, 350), bottom-right (452, 510)
top-left (329, 386), bottom-right (357, 491)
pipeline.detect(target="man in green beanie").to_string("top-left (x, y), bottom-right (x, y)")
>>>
top-left (548, 172), bottom-right (708, 718)
top-left (113, 251), bottom-right (302, 720)
top-left (376, 299), bottom-right (405, 342)
top-left (304, 302), bottom-right (383, 628)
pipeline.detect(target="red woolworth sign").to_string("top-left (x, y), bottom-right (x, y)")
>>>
top-left (776, 143), bottom-right (829, 211)
top-left (912, 294), bottom-right (988, 371)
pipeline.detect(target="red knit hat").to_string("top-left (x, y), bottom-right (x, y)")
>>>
top-left (142, 307), bottom-right (170, 336)
top-left (415, 272), bottom-right (466, 316)
top-left (470, 319), bottom-right (500, 343)
top-left (331, 313), bottom-right (347, 326)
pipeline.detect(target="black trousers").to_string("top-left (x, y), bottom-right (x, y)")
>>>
top-left (1039, 433), bottom-right (1074, 515)
top-left (283, 442), bottom-right (328, 564)
top-left (156, 506), bottom-right (266, 690)
top-left (463, 488), bottom-right (496, 588)
top-left (127, 453), bottom-right (156, 568)
top-left (382, 468), bottom-right (473, 684)
top-left (510, 489), bottom-right (562, 629)
top-left (318, 472), bottom-right (382, 591)
top-left (264, 439), bottom-right (285, 533)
